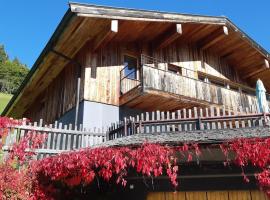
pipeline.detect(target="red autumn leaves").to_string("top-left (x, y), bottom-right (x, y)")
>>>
top-left (33, 143), bottom-right (200, 191)
top-left (221, 138), bottom-right (270, 197)
top-left (0, 117), bottom-right (270, 199)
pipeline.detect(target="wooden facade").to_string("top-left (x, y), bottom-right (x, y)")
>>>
top-left (1, 4), bottom-right (270, 199)
top-left (147, 191), bottom-right (268, 200)
top-left (22, 39), bottom-right (266, 123)
top-left (3, 3), bottom-right (270, 125)
top-left (23, 51), bottom-right (85, 123)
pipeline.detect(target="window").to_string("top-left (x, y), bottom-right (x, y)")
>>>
top-left (123, 55), bottom-right (138, 79)
top-left (168, 64), bottom-right (182, 75)
top-left (198, 74), bottom-right (210, 83)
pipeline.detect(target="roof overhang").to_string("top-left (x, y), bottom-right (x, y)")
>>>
top-left (2, 2), bottom-right (270, 118)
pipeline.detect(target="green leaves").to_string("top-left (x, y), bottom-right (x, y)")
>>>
top-left (0, 44), bottom-right (29, 94)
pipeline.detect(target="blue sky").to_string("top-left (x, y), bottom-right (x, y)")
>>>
top-left (0, 0), bottom-right (269, 67)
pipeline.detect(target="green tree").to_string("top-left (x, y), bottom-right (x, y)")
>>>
top-left (0, 45), bottom-right (8, 64)
top-left (0, 45), bottom-right (29, 94)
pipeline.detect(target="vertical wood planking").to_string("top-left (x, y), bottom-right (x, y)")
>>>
top-left (216, 107), bottom-right (222, 129)
top-left (199, 108), bottom-right (204, 130)
top-left (156, 110), bottom-right (161, 133)
top-left (47, 124), bottom-right (53, 150)
top-left (188, 109), bottom-right (192, 130)
top-left (228, 109), bottom-right (233, 129)
top-left (58, 123), bottom-right (63, 150)
top-left (146, 112), bottom-right (150, 133)
top-left (183, 109), bottom-right (187, 131)
top-left (186, 191), bottom-right (207, 200)
top-left (63, 125), bottom-right (68, 150)
top-left (161, 111), bottom-right (165, 132)
top-left (167, 111), bottom-right (171, 132)
top-left (151, 111), bottom-right (155, 133)
top-left (205, 107), bottom-right (210, 130)
top-left (210, 106), bottom-right (216, 130)
top-left (177, 109), bottom-right (182, 131)
top-left (171, 112), bottom-right (176, 132)
top-left (207, 191), bottom-right (229, 200)
top-left (228, 190), bottom-right (251, 200)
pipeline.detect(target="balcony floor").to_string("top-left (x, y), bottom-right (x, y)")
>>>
top-left (120, 87), bottom-right (214, 111)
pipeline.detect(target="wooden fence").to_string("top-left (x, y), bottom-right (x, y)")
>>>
top-left (108, 106), bottom-right (270, 140)
top-left (3, 107), bottom-right (270, 158)
top-left (3, 119), bottom-right (106, 159)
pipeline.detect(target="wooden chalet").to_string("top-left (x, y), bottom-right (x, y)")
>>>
top-left (2, 3), bottom-right (270, 199)
top-left (2, 2), bottom-right (270, 129)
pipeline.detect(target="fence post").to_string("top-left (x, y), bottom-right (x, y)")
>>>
top-left (196, 117), bottom-right (202, 130)
top-left (133, 117), bottom-right (136, 135)
top-left (124, 117), bottom-right (127, 136)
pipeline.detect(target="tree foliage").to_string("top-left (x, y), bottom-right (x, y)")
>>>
top-left (0, 45), bottom-right (29, 94)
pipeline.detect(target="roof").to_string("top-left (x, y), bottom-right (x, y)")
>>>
top-left (98, 126), bottom-right (270, 147)
top-left (70, 2), bottom-right (269, 58)
top-left (3, 2), bottom-right (270, 117)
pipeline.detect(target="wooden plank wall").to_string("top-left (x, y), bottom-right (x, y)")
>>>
top-left (83, 42), bottom-right (141, 106)
top-left (152, 43), bottom-right (246, 85)
top-left (23, 50), bottom-right (85, 124)
top-left (83, 42), bottom-right (248, 106)
top-left (23, 40), bottom-right (252, 124)
top-left (147, 191), bottom-right (269, 200)
top-left (23, 62), bottom-right (76, 123)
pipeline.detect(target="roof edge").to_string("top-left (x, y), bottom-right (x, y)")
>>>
top-left (2, 9), bottom-right (75, 116)
top-left (69, 2), bottom-right (269, 59)
top-left (69, 2), bottom-right (228, 25)
top-left (225, 18), bottom-right (270, 59)
top-left (69, 1), bottom-right (226, 20)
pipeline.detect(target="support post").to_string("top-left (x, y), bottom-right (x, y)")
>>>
top-left (196, 117), bottom-right (202, 130)
top-left (74, 77), bottom-right (81, 127)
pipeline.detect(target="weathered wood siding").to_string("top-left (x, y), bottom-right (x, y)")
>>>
top-left (153, 43), bottom-right (245, 84)
top-left (84, 42), bottom-right (247, 106)
top-left (83, 42), bottom-right (140, 105)
top-left (23, 50), bottom-right (85, 124)
top-left (147, 191), bottom-right (269, 200)
top-left (143, 65), bottom-right (258, 110)
top-left (23, 40), bottom-right (251, 123)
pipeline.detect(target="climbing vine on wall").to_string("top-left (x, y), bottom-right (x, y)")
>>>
top-left (31, 143), bottom-right (201, 199)
top-left (0, 116), bottom-right (270, 199)
top-left (221, 138), bottom-right (270, 197)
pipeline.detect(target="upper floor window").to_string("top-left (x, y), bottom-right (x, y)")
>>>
top-left (124, 55), bottom-right (138, 79)
top-left (168, 64), bottom-right (182, 75)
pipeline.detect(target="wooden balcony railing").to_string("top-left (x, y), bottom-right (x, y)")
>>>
top-left (142, 65), bottom-right (259, 111)
top-left (108, 106), bottom-right (270, 140)
top-left (120, 55), bottom-right (270, 112)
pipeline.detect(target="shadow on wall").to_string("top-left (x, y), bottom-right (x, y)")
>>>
top-left (57, 101), bottom-right (84, 128)
top-left (119, 106), bottom-right (144, 121)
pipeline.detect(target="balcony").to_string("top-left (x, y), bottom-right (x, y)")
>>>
top-left (120, 55), bottom-right (266, 113)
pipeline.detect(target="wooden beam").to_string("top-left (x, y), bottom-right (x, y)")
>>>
top-left (243, 68), bottom-right (266, 80)
top-left (198, 26), bottom-right (229, 50)
top-left (265, 59), bottom-right (269, 68)
top-left (92, 20), bottom-right (118, 52)
top-left (243, 59), bottom-right (269, 79)
top-left (154, 24), bottom-right (182, 50)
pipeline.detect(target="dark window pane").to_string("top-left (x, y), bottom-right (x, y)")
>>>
top-left (124, 55), bottom-right (137, 79)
